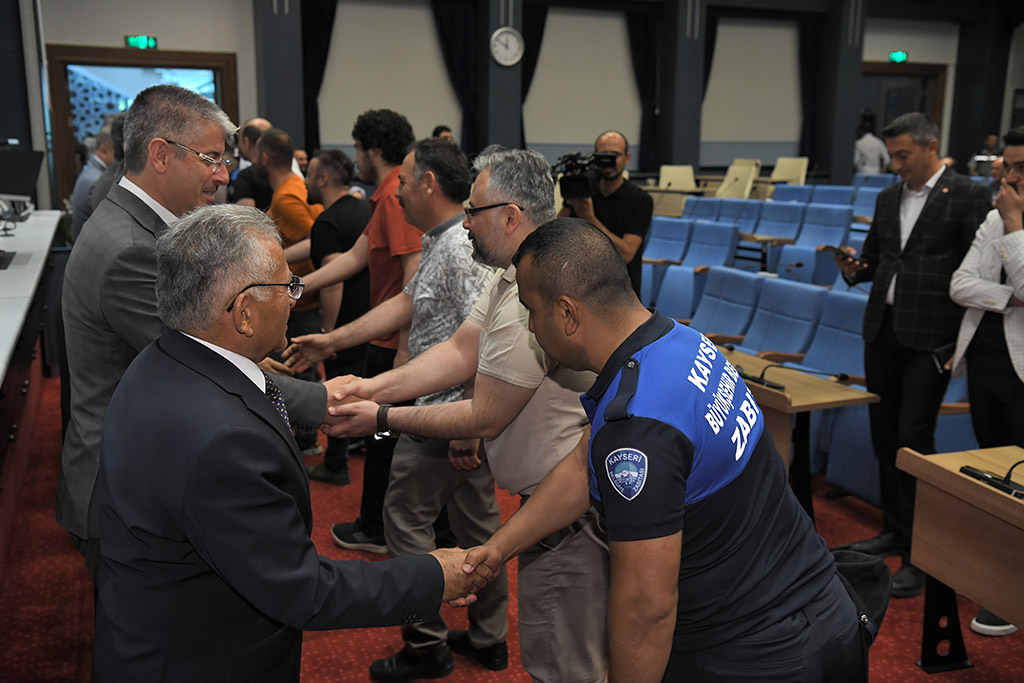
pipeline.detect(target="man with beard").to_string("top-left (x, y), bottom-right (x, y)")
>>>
top-left (558, 130), bottom-right (652, 297)
top-left (295, 109), bottom-right (423, 553)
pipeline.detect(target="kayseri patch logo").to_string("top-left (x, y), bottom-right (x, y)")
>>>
top-left (605, 448), bottom-right (647, 500)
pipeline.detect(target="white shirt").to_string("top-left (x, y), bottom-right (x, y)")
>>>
top-left (886, 165), bottom-right (947, 305)
top-left (118, 176), bottom-right (179, 226)
top-left (182, 332), bottom-right (266, 393)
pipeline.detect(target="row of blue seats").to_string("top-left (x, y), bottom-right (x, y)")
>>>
top-left (685, 191), bottom-right (880, 227)
top-left (667, 266), bottom-right (976, 506)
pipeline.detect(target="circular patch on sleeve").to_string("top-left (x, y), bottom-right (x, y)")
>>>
top-left (605, 448), bottom-right (648, 500)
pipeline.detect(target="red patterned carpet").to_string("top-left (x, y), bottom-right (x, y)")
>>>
top-left (0, 366), bottom-right (1020, 682)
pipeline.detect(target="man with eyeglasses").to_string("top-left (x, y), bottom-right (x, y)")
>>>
top-left (93, 204), bottom-right (483, 682)
top-left (326, 148), bottom-right (610, 683)
top-left (59, 85), bottom-right (337, 588)
top-left (558, 130), bottom-right (652, 297)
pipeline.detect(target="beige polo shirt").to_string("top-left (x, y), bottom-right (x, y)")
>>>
top-left (467, 264), bottom-right (594, 495)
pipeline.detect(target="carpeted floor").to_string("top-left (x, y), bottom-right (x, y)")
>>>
top-left (0, 369), bottom-right (1020, 681)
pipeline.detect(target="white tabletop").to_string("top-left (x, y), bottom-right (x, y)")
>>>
top-left (0, 210), bottom-right (61, 377)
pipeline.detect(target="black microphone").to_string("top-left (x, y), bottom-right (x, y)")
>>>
top-left (733, 364), bottom-right (785, 391)
top-left (759, 363), bottom-right (850, 383)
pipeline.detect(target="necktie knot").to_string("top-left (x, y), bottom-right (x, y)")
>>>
top-left (262, 372), bottom-right (291, 428)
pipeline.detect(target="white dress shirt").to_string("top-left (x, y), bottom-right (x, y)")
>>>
top-left (887, 165), bottom-right (947, 305)
top-left (118, 176), bottom-right (179, 226)
top-left (182, 332), bottom-right (266, 392)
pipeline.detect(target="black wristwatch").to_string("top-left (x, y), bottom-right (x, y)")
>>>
top-left (374, 403), bottom-right (398, 440)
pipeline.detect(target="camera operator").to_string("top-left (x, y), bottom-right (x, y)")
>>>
top-left (558, 130), bottom-right (653, 297)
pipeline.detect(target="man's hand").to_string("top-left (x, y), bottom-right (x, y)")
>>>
top-left (257, 357), bottom-right (295, 377)
top-left (323, 399), bottom-right (379, 438)
top-left (429, 547), bottom-right (485, 604)
top-left (995, 179), bottom-right (1024, 233)
top-left (448, 438), bottom-right (482, 471)
top-left (565, 196), bottom-right (596, 222)
top-left (320, 376), bottom-right (369, 431)
top-left (446, 543), bottom-right (506, 608)
top-left (282, 332), bottom-right (336, 373)
top-left (833, 245), bottom-right (867, 276)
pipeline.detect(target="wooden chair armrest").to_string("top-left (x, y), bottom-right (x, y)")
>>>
top-left (853, 215), bottom-right (872, 224)
top-left (738, 232), bottom-right (756, 242)
top-left (693, 265), bottom-right (710, 274)
top-left (707, 333), bottom-right (744, 344)
top-left (745, 234), bottom-right (796, 246)
top-left (939, 401), bottom-right (970, 416)
top-left (756, 351), bottom-right (806, 363)
top-left (641, 257), bottom-right (683, 266)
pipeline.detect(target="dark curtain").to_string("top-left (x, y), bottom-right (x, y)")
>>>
top-left (703, 11), bottom-right (719, 101)
top-left (300, 0), bottom-right (339, 153)
top-left (519, 3), bottom-right (548, 148)
top-left (626, 12), bottom-right (658, 171)
top-left (797, 16), bottom-right (823, 163)
top-left (432, 0), bottom-right (480, 154)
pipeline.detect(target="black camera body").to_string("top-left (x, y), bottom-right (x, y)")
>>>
top-left (552, 152), bottom-right (618, 200)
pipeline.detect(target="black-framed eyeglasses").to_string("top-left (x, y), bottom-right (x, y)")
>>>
top-left (164, 138), bottom-right (234, 172)
top-left (464, 202), bottom-right (522, 222)
top-left (226, 274), bottom-right (304, 312)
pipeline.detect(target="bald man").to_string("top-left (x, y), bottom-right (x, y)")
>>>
top-left (558, 130), bottom-right (652, 297)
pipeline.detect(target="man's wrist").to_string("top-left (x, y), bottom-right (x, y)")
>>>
top-left (375, 403), bottom-right (398, 439)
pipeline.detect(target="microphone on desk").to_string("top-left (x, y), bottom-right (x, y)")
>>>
top-left (650, 181), bottom-right (673, 213)
top-left (759, 363), bottom-right (850, 384)
top-left (778, 261), bottom-right (804, 274)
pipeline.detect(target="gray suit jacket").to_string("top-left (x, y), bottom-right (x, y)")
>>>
top-left (59, 182), bottom-right (325, 540)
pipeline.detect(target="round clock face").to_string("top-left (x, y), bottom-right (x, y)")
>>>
top-left (490, 26), bottom-right (525, 67)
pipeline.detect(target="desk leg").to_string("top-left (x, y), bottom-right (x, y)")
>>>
top-left (790, 413), bottom-right (814, 523)
top-left (917, 576), bottom-right (972, 674)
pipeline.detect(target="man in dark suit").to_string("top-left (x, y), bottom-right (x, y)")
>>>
top-left (835, 112), bottom-right (991, 597)
top-left (94, 204), bottom-right (478, 682)
top-left (59, 85), bottom-right (331, 585)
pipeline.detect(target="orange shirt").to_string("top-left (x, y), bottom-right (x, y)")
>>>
top-left (269, 173), bottom-right (323, 311)
top-left (365, 166), bottom-right (423, 349)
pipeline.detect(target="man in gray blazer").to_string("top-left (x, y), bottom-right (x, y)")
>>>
top-left (59, 84), bottom-right (330, 584)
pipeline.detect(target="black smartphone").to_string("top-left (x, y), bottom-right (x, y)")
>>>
top-left (821, 245), bottom-right (864, 267)
top-left (931, 342), bottom-right (956, 374)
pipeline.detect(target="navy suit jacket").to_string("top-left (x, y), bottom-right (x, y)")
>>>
top-left (851, 167), bottom-right (991, 350)
top-left (94, 331), bottom-right (442, 682)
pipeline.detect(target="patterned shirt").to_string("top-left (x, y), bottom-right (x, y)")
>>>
top-left (403, 213), bottom-right (495, 406)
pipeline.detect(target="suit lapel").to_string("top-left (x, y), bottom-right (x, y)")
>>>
top-left (106, 182), bottom-right (171, 240)
top-left (901, 167), bottom-right (953, 256)
top-left (156, 331), bottom-right (306, 471)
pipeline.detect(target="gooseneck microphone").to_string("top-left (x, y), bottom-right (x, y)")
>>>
top-left (759, 363), bottom-right (850, 383)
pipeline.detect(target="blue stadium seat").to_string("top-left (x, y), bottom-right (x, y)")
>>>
top-left (776, 203), bottom-right (852, 285)
top-left (856, 173), bottom-right (897, 189)
top-left (688, 267), bottom-right (764, 338)
top-left (654, 221), bottom-right (740, 319)
top-left (732, 278), bottom-right (827, 356)
top-left (718, 198), bottom-right (762, 234)
top-left (682, 196), bottom-right (722, 221)
top-left (742, 201), bottom-right (805, 270)
top-left (810, 185), bottom-right (855, 205)
top-left (851, 186), bottom-right (883, 230)
top-left (640, 217), bottom-right (692, 306)
top-left (772, 185), bottom-right (812, 203)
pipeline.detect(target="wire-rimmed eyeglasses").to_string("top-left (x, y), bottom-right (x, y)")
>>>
top-left (226, 274), bottom-right (304, 312)
top-left (164, 138), bottom-right (235, 172)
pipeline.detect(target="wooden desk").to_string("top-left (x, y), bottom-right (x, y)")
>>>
top-left (721, 348), bottom-right (879, 520)
top-left (897, 446), bottom-right (1024, 673)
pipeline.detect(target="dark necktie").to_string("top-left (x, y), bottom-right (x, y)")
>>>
top-left (263, 372), bottom-right (291, 429)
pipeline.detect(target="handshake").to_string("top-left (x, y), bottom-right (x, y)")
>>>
top-left (428, 543), bottom-right (507, 606)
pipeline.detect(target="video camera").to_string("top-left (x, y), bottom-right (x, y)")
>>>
top-left (551, 152), bottom-right (618, 200)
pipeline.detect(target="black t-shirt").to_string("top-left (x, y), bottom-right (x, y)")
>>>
top-left (231, 165), bottom-right (274, 211)
top-left (309, 195), bottom-right (372, 327)
top-left (568, 180), bottom-right (653, 296)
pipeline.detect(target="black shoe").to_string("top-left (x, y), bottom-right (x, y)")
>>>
top-left (447, 630), bottom-right (508, 671)
top-left (970, 608), bottom-right (1018, 636)
top-left (369, 645), bottom-right (454, 682)
top-left (891, 562), bottom-right (926, 598)
top-left (331, 520), bottom-right (387, 555)
top-left (308, 463), bottom-right (350, 486)
top-left (831, 530), bottom-right (904, 557)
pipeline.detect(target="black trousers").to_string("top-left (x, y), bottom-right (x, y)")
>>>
top-left (663, 575), bottom-right (865, 682)
top-left (321, 342), bottom-right (368, 471)
top-left (863, 308), bottom-right (950, 558)
top-left (967, 363), bottom-right (1024, 449)
top-left (359, 345), bottom-right (399, 536)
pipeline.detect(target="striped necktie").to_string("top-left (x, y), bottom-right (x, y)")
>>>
top-left (263, 372), bottom-right (291, 429)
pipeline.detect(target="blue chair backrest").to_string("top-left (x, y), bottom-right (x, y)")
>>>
top-left (810, 185), bottom-right (855, 205)
top-left (648, 216), bottom-right (692, 242)
top-left (852, 186), bottom-right (883, 220)
top-left (772, 185), bottom-right (812, 203)
top-left (689, 267), bottom-right (764, 337)
top-left (797, 203), bottom-right (852, 247)
top-left (718, 198), bottom-right (762, 234)
top-left (739, 278), bottom-right (827, 354)
top-left (683, 220), bottom-right (739, 268)
top-left (756, 201), bottom-right (805, 239)
top-left (858, 173), bottom-right (897, 189)
top-left (682, 196), bottom-right (722, 221)
top-left (798, 291), bottom-right (867, 375)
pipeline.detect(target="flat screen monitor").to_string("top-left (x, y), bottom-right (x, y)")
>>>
top-left (0, 150), bottom-right (45, 202)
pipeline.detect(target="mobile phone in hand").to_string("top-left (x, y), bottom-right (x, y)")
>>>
top-left (821, 245), bottom-right (864, 267)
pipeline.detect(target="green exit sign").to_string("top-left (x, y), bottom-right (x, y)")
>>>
top-left (888, 50), bottom-right (908, 64)
top-left (125, 35), bottom-right (158, 50)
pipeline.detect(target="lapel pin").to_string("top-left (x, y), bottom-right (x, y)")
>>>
top-left (941, 187), bottom-right (948, 193)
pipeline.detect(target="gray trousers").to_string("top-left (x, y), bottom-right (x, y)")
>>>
top-left (517, 507), bottom-right (610, 683)
top-left (382, 434), bottom-right (509, 651)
